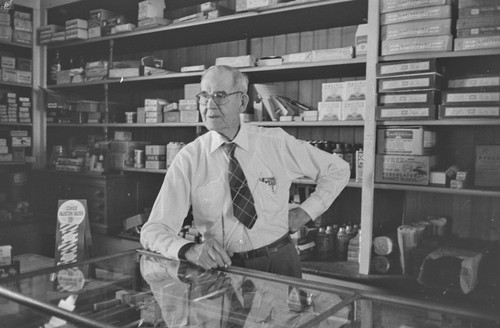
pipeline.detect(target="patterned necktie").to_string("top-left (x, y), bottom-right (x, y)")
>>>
top-left (225, 143), bottom-right (257, 229)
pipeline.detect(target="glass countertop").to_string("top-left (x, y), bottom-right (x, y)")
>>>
top-left (0, 249), bottom-right (498, 328)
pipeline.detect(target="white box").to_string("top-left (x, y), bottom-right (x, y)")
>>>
top-left (282, 51), bottom-right (312, 64)
top-left (322, 82), bottom-right (345, 102)
top-left (180, 110), bottom-right (199, 123)
top-left (215, 55), bottom-right (256, 68)
top-left (311, 46), bottom-right (354, 62)
top-left (341, 101), bottom-right (365, 120)
top-left (1, 56), bottom-right (15, 69)
top-left (318, 102), bottom-right (341, 121)
top-left (0, 245), bottom-right (12, 266)
top-left (375, 154), bottom-right (437, 185)
top-left (377, 126), bottom-right (436, 155)
top-left (344, 80), bottom-right (366, 101)
top-left (145, 145), bottom-right (166, 155)
top-left (475, 145), bottom-right (500, 187)
top-left (355, 23), bottom-right (368, 56)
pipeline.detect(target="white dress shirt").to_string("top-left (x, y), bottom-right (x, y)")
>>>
top-left (140, 124), bottom-right (350, 260)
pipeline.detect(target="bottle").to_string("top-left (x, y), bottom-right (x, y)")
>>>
top-left (316, 227), bottom-right (328, 259)
top-left (332, 143), bottom-right (345, 160)
top-left (49, 50), bottom-right (62, 84)
top-left (325, 225), bottom-right (335, 258)
top-left (344, 143), bottom-right (355, 178)
top-left (336, 227), bottom-right (349, 260)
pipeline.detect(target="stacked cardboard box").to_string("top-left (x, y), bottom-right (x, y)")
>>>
top-left (376, 59), bottom-right (446, 121)
top-left (439, 73), bottom-right (500, 119)
top-left (375, 126), bottom-right (437, 185)
top-left (1, 55), bottom-right (32, 84)
top-left (12, 10), bottom-right (32, 45)
top-left (454, 0), bottom-right (500, 51)
top-left (145, 145), bottom-right (166, 169)
top-left (65, 18), bottom-right (88, 41)
top-left (319, 80), bottom-right (366, 121)
top-left (0, 9), bottom-right (11, 41)
top-left (380, 0), bottom-right (455, 56)
top-left (88, 8), bottom-right (122, 39)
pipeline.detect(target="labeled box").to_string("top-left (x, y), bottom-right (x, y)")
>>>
top-left (145, 145), bottom-right (166, 155)
top-left (378, 73), bottom-right (445, 92)
top-left (381, 35), bottom-right (453, 56)
top-left (377, 58), bottom-right (440, 77)
top-left (447, 75), bottom-right (500, 89)
top-left (381, 18), bottom-right (452, 40)
top-left (475, 145), bottom-right (500, 187)
top-left (376, 105), bottom-right (437, 121)
top-left (442, 91), bottom-right (500, 105)
top-left (377, 126), bottom-right (436, 155)
top-left (341, 100), bottom-right (365, 120)
top-left (438, 105), bottom-right (500, 119)
top-left (318, 102), bottom-right (341, 121)
top-left (375, 154), bottom-right (437, 185)
top-left (379, 90), bottom-right (440, 106)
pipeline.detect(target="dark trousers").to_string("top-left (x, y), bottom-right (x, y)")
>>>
top-left (231, 240), bottom-right (302, 278)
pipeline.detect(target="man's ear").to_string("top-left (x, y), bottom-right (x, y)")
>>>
top-left (240, 93), bottom-right (249, 112)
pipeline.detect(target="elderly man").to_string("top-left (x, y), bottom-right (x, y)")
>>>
top-left (141, 65), bottom-right (350, 278)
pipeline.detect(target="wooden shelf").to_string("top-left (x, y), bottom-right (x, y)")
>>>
top-left (380, 48), bottom-right (500, 62)
top-left (0, 81), bottom-right (32, 88)
top-left (374, 183), bottom-right (500, 197)
top-left (47, 58), bottom-right (367, 89)
top-left (47, 122), bottom-right (204, 128)
top-left (294, 178), bottom-right (361, 188)
top-left (377, 119), bottom-right (500, 126)
top-left (252, 120), bottom-right (364, 127)
top-left (47, 0), bottom-right (367, 50)
top-left (0, 39), bottom-right (32, 49)
top-left (0, 122), bottom-right (33, 127)
top-left (0, 161), bottom-right (31, 166)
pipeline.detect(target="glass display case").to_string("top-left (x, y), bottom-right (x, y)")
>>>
top-left (0, 249), bottom-right (498, 328)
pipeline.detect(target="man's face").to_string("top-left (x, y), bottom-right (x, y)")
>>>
top-left (199, 68), bottom-right (247, 140)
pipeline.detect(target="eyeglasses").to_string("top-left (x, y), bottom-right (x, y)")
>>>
top-left (196, 91), bottom-right (244, 106)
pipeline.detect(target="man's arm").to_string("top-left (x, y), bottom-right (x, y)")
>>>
top-left (283, 134), bottom-right (350, 228)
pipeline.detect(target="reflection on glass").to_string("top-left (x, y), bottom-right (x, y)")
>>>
top-left (140, 255), bottom-right (351, 328)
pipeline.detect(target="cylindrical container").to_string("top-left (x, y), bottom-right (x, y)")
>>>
top-left (325, 225), bottom-right (336, 258)
top-left (125, 112), bottom-right (136, 124)
top-left (166, 142), bottom-right (184, 167)
top-left (373, 235), bottom-right (396, 256)
top-left (134, 149), bottom-right (144, 168)
top-left (316, 227), bottom-right (329, 259)
top-left (336, 227), bottom-right (349, 260)
top-left (371, 255), bottom-right (395, 274)
top-left (9, 172), bottom-right (28, 202)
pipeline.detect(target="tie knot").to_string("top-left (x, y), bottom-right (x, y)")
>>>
top-left (224, 142), bottom-right (236, 156)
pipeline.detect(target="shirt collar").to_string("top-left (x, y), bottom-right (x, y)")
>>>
top-left (208, 124), bottom-right (250, 154)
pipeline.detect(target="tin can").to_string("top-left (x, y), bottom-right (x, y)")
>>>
top-left (134, 149), bottom-right (144, 168)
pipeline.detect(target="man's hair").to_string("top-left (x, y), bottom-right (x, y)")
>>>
top-left (201, 65), bottom-right (249, 93)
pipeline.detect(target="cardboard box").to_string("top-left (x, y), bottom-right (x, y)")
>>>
top-left (381, 18), bottom-right (452, 40)
top-left (355, 23), bottom-right (368, 56)
top-left (438, 105), bottom-right (500, 119)
top-left (377, 58), bottom-right (440, 77)
top-left (145, 145), bottom-right (166, 155)
top-left (380, 0), bottom-right (453, 13)
top-left (376, 105), bottom-right (437, 121)
top-left (164, 111), bottom-right (180, 122)
top-left (380, 5), bottom-right (453, 25)
top-left (0, 245), bottom-right (11, 266)
top-left (381, 35), bottom-right (453, 56)
top-left (318, 102), bottom-right (341, 121)
top-left (454, 35), bottom-right (500, 51)
top-left (475, 145), bottom-right (500, 187)
top-left (215, 55), bottom-right (255, 68)
top-left (322, 82), bottom-right (345, 102)
top-left (235, 0), bottom-right (282, 12)
top-left (341, 100), bottom-right (365, 120)
top-left (442, 91), bottom-right (500, 105)
top-left (310, 47), bottom-right (354, 62)
top-left (378, 91), bottom-right (440, 106)
top-left (378, 73), bottom-right (445, 92)
top-left (375, 154), bottom-right (437, 185)
top-left (377, 126), bottom-right (436, 155)
top-left (180, 110), bottom-right (199, 123)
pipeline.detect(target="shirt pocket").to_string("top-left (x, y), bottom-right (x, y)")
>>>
top-left (254, 171), bottom-right (286, 215)
top-left (196, 180), bottom-right (225, 219)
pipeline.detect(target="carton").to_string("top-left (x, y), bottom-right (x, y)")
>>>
top-left (377, 126), bottom-right (436, 155)
top-left (475, 145), bottom-right (500, 187)
top-left (375, 154), bottom-right (437, 185)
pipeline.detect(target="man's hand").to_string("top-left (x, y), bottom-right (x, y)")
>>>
top-left (288, 207), bottom-right (312, 234)
top-left (185, 239), bottom-right (233, 270)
